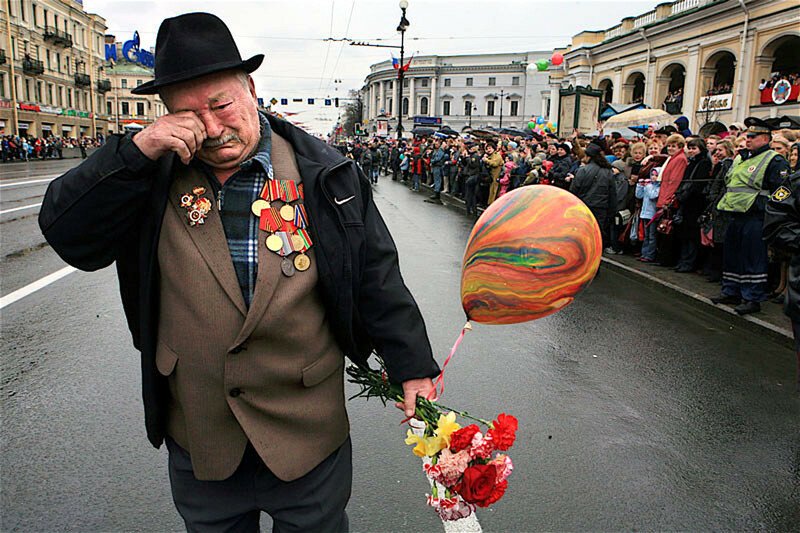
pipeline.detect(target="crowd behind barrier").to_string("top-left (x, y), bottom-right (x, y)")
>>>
top-left (338, 116), bottom-right (799, 320)
top-left (1, 134), bottom-right (105, 162)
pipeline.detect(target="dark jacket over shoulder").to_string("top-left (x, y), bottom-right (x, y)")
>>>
top-left (764, 171), bottom-right (800, 322)
top-left (39, 115), bottom-right (440, 448)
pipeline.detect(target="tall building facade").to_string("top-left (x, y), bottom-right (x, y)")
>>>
top-left (1, 0), bottom-right (109, 137)
top-left (1, 0), bottom-right (166, 138)
top-left (549, 0), bottom-right (799, 131)
top-left (362, 52), bottom-right (552, 136)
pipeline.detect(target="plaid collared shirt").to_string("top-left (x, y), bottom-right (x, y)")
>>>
top-left (200, 113), bottom-right (273, 308)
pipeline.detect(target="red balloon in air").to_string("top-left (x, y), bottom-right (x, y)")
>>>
top-left (551, 53), bottom-right (564, 66)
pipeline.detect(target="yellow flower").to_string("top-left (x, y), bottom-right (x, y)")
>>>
top-left (405, 430), bottom-right (446, 458)
top-left (434, 412), bottom-right (461, 446)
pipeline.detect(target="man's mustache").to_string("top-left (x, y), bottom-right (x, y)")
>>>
top-left (203, 132), bottom-right (241, 148)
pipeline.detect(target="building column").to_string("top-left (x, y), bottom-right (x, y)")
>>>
top-left (683, 45), bottom-right (700, 128)
top-left (548, 82), bottom-right (560, 123)
top-left (739, 37), bottom-right (765, 122)
top-left (378, 81), bottom-right (385, 115)
top-left (644, 58), bottom-right (657, 108)
top-left (612, 67), bottom-right (623, 102)
top-left (370, 83), bottom-right (377, 119)
top-left (430, 75), bottom-right (438, 116)
top-left (408, 77), bottom-right (415, 117)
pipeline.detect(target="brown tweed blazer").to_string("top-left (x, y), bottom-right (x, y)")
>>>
top-left (155, 133), bottom-right (349, 481)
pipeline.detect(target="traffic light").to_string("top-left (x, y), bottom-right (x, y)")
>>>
top-left (335, 97), bottom-right (339, 107)
top-left (354, 123), bottom-right (363, 136)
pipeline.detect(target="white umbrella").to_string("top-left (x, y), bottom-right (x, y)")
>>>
top-left (603, 108), bottom-right (675, 128)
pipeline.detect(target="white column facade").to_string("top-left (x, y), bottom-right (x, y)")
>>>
top-left (683, 45), bottom-right (700, 127)
top-left (378, 81), bottom-right (385, 114)
top-left (548, 82), bottom-right (560, 123)
top-left (613, 67), bottom-right (623, 102)
top-left (408, 77), bottom-right (415, 117)
top-left (428, 75), bottom-right (438, 117)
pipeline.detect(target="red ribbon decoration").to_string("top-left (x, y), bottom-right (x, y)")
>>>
top-left (427, 321), bottom-right (472, 401)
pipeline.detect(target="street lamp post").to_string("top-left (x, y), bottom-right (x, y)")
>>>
top-left (468, 104), bottom-right (477, 128)
top-left (396, 0), bottom-right (409, 141)
top-left (494, 88), bottom-right (508, 128)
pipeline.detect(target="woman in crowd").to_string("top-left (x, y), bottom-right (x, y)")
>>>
top-left (702, 139), bottom-right (736, 282)
top-left (550, 143), bottom-right (575, 189)
top-left (570, 143), bottom-right (617, 247)
top-left (655, 134), bottom-right (689, 266)
top-left (674, 137), bottom-right (712, 273)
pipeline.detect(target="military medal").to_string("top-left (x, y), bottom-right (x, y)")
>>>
top-left (281, 257), bottom-right (296, 277)
top-left (255, 176), bottom-right (314, 274)
top-left (180, 187), bottom-right (212, 226)
top-left (266, 234), bottom-right (283, 252)
top-left (279, 204), bottom-right (295, 221)
top-left (294, 253), bottom-right (311, 272)
top-left (251, 198), bottom-right (270, 216)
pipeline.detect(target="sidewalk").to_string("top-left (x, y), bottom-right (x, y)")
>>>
top-left (406, 178), bottom-right (794, 344)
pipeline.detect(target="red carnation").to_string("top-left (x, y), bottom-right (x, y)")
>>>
top-left (450, 424), bottom-right (480, 452)
top-left (487, 413), bottom-right (518, 451)
top-left (484, 479), bottom-right (508, 506)
top-left (453, 464), bottom-right (498, 507)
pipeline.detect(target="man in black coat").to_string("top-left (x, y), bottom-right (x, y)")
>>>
top-left (38, 12), bottom-right (438, 532)
top-left (763, 169), bottom-right (800, 390)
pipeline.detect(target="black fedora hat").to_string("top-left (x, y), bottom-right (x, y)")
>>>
top-left (131, 12), bottom-right (263, 95)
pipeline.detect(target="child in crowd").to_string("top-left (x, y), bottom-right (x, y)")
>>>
top-left (498, 155), bottom-right (515, 198)
top-left (636, 167), bottom-right (662, 262)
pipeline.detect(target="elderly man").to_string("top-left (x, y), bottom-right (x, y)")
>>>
top-left (711, 117), bottom-right (790, 315)
top-left (39, 12), bottom-right (438, 532)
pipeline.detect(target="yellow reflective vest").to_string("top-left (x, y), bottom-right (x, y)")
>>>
top-left (716, 149), bottom-right (779, 213)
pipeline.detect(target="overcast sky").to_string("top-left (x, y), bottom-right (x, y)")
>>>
top-left (84, 0), bottom-right (662, 134)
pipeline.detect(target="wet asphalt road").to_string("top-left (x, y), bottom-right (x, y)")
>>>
top-left (1, 159), bottom-right (799, 532)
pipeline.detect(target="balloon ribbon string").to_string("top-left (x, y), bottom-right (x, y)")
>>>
top-left (427, 321), bottom-right (472, 401)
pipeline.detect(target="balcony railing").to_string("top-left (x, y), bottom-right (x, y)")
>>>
top-left (0, 49), bottom-right (6, 65)
top-left (74, 73), bottom-right (91, 87)
top-left (44, 26), bottom-right (73, 48)
top-left (605, 25), bottom-right (625, 40)
top-left (634, 11), bottom-right (657, 28)
top-left (22, 58), bottom-right (45, 76)
top-left (672, 0), bottom-right (711, 16)
top-left (96, 79), bottom-right (112, 93)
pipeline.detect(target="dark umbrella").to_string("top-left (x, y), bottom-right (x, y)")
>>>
top-left (498, 127), bottom-right (528, 137)
top-left (766, 115), bottom-right (800, 130)
top-left (698, 121), bottom-right (727, 137)
top-left (411, 126), bottom-right (436, 136)
top-left (439, 126), bottom-right (459, 137)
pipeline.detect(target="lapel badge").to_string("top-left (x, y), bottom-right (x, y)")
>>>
top-left (181, 187), bottom-right (213, 226)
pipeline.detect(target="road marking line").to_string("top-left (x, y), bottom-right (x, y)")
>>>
top-left (0, 202), bottom-right (42, 215)
top-left (0, 177), bottom-right (57, 188)
top-left (0, 266), bottom-right (77, 310)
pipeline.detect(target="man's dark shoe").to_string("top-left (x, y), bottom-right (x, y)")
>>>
top-left (734, 301), bottom-right (761, 315)
top-left (710, 294), bottom-right (741, 305)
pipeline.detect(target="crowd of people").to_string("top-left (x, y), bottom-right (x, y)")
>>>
top-left (341, 115), bottom-right (799, 319)
top-left (663, 88), bottom-right (684, 111)
top-left (759, 71), bottom-right (800, 91)
top-left (1, 134), bottom-right (104, 162)
top-left (705, 83), bottom-right (733, 96)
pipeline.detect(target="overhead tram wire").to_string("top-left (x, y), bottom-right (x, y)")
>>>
top-left (325, 0), bottom-right (357, 91)
top-left (318, 0), bottom-right (336, 90)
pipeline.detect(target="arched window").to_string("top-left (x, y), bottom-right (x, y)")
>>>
top-left (402, 97), bottom-right (409, 116)
top-left (420, 97), bottom-right (428, 115)
top-left (464, 100), bottom-right (473, 115)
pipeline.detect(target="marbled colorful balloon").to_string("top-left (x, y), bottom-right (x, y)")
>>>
top-left (461, 185), bottom-right (602, 324)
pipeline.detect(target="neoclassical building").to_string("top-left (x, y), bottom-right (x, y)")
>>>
top-left (362, 52), bottom-right (552, 135)
top-left (548, 0), bottom-right (799, 131)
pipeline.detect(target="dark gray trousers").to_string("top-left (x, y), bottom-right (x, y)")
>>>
top-left (166, 437), bottom-right (352, 533)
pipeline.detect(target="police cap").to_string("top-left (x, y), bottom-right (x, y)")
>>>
top-left (744, 116), bottom-right (775, 136)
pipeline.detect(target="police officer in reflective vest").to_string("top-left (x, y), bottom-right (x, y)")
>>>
top-left (763, 167), bottom-right (800, 390)
top-left (711, 117), bottom-right (789, 315)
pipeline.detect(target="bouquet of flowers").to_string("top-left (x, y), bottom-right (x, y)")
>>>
top-left (347, 359), bottom-right (518, 522)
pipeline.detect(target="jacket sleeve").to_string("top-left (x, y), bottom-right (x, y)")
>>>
top-left (355, 169), bottom-right (441, 383)
top-left (764, 174), bottom-right (800, 254)
top-left (38, 134), bottom-right (161, 271)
